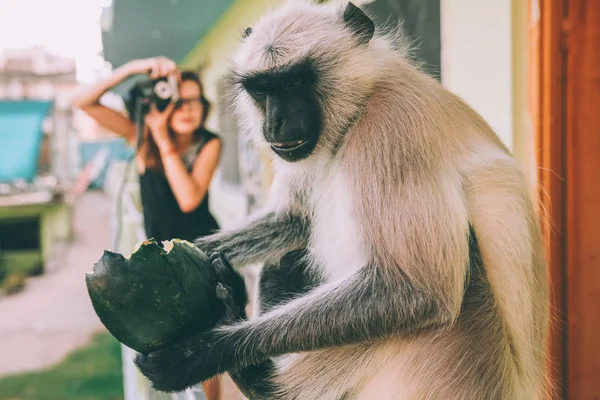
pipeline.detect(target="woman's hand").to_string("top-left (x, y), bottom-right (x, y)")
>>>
top-left (126, 56), bottom-right (179, 79)
top-left (144, 103), bottom-right (176, 152)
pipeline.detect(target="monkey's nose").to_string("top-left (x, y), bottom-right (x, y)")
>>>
top-left (272, 116), bottom-right (284, 132)
top-left (267, 116), bottom-right (285, 138)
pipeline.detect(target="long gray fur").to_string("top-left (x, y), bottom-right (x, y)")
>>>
top-left (194, 211), bottom-right (310, 266)
top-left (215, 265), bottom-right (446, 366)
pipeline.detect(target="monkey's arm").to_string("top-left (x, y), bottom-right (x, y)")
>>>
top-left (136, 177), bottom-right (471, 393)
top-left (135, 257), bottom-right (467, 393)
top-left (195, 211), bottom-right (309, 267)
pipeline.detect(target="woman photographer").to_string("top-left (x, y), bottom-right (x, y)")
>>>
top-left (73, 56), bottom-right (223, 400)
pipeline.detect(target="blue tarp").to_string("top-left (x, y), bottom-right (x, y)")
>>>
top-left (0, 100), bottom-right (54, 182)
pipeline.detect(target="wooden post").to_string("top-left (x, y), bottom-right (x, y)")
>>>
top-left (563, 1), bottom-right (600, 398)
top-left (527, 0), bottom-right (566, 398)
top-left (529, 0), bottom-right (600, 398)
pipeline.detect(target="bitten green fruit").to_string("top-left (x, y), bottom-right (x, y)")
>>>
top-left (85, 238), bottom-right (223, 354)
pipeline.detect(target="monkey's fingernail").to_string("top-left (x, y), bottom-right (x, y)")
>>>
top-left (212, 258), bottom-right (224, 269)
top-left (216, 283), bottom-right (228, 300)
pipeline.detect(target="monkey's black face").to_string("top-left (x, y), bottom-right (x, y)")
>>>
top-left (239, 61), bottom-right (323, 162)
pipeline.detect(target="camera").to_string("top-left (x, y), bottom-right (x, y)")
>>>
top-left (124, 74), bottom-right (180, 148)
top-left (125, 74), bottom-right (179, 123)
top-left (138, 74), bottom-right (179, 113)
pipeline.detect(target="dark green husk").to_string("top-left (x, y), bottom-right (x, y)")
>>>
top-left (85, 238), bottom-right (222, 354)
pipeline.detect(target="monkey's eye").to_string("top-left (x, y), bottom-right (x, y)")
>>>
top-left (242, 79), bottom-right (269, 102)
top-left (246, 87), bottom-right (267, 102)
top-left (287, 74), bottom-right (302, 89)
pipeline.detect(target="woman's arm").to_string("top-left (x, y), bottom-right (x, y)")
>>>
top-left (160, 138), bottom-right (222, 213)
top-left (143, 101), bottom-right (222, 214)
top-left (72, 57), bottom-right (177, 143)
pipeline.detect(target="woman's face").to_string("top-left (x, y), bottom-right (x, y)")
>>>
top-left (169, 79), bottom-right (204, 136)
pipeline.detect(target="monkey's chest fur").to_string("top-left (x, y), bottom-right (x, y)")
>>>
top-left (306, 168), bottom-right (369, 282)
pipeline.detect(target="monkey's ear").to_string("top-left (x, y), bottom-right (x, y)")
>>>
top-left (342, 2), bottom-right (375, 45)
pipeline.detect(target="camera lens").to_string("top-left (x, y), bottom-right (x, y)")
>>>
top-left (154, 81), bottom-right (174, 99)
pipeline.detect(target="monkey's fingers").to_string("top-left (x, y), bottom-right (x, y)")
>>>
top-left (212, 254), bottom-right (248, 320)
top-left (134, 333), bottom-right (220, 392)
top-left (216, 282), bottom-right (239, 321)
top-left (209, 250), bottom-right (233, 266)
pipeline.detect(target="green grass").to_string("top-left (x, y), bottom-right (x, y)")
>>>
top-left (0, 331), bottom-right (124, 400)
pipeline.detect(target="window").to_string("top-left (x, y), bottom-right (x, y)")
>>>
top-left (363, 0), bottom-right (441, 80)
top-left (0, 218), bottom-right (40, 251)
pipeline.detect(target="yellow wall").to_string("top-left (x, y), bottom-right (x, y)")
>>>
top-left (510, 0), bottom-right (536, 188)
top-left (180, 0), bottom-right (287, 191)
top-left (181, 0), bottom-right (285, 112)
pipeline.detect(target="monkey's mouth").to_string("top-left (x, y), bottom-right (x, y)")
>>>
top-left (268, 137), bottom-right (317, 163)
top-left (270, 139), bottom-right (309, 152)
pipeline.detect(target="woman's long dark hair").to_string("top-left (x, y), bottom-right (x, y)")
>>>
top-left (124, 70), bottom-right (212, 170)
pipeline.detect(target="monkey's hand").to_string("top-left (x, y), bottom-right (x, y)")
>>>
top-left (134, 252), bottom-right (248, 393)
top-left (211, 251), bottom-right (249, 321)
top-left (135, 329), bottom-right (223, 392)
top-left (194, 211), bottom-right (310, 268)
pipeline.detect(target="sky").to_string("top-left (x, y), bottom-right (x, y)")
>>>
top-left (0, 0), bottom-right (112, 82)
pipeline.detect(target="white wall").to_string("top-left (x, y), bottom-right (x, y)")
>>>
top-left (440, 0), bottom-right (514, 150)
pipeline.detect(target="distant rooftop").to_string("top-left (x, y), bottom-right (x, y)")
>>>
top-left (0, 46), bottom-right (76, 81)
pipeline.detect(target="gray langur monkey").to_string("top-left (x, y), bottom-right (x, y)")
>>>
top-left (134, 1), bottom-right (551, 399)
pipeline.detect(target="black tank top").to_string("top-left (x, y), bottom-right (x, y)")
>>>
top-left (138, 129), bottom-right (220, 243)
